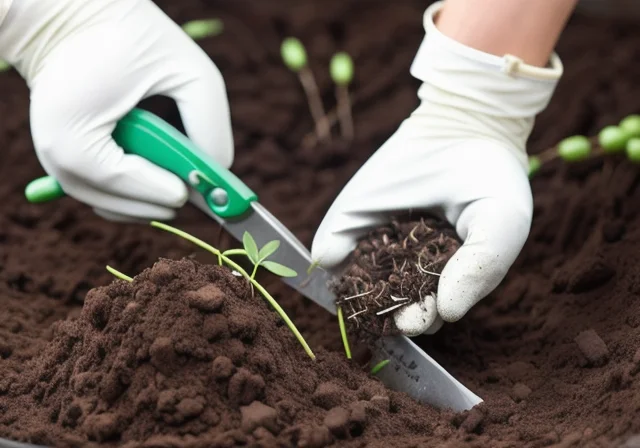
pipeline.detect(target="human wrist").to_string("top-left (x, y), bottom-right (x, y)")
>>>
top-left (435, 0), bottom-right (578, 67)
top-left (409, 1), bottom-right (564, 170)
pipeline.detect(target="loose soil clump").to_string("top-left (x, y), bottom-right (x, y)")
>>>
top-left (0, 258), bottom-right (443, 447)
top-left (332, 218), bottom-right (459, 338)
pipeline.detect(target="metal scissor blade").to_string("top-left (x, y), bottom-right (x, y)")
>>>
top-left (189, 192), bottom-right (337, 314)
top-left (189, 191), bottom-right (483, 412)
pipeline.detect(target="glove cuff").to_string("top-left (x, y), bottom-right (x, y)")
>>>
top-left (410, 1), bottom-right (563, 118)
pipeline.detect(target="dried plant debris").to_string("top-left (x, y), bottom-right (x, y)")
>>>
top-left (331, 217), bottom-right (460, 338)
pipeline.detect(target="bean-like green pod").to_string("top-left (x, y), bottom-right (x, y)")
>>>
top-left (330, 52), bottom-right (354, 86)
top-left (281, 37), bottom-right (307, 72)
top-left (620, 114), bottom-right (640, 139)
top-left (528, 156), bottom-right (542, 178)
top-left (626, 138), bottom-right (640, 163)
top-left (182, 19), bottom-right (223, 40)
top-left (557, 135), bottom-right (591, 162)
top-left (598, 125), bottom-right (628, 153)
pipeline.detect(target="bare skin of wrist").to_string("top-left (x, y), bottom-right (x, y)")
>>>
top-left (435, 0), bottom-right (579, 67)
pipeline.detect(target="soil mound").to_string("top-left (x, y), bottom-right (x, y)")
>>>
top-left (0, 258), bottom-right (444, 447)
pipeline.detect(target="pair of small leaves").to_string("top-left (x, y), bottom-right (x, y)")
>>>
top-left (242, 232), bottom-right (297, 277)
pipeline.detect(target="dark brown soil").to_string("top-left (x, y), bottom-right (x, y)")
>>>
top-left (0, 0), bottom-right (639, 447)
top-left (1, 258), bottom-right (442, 447)
top-left (331, 218), bottom-right (460, 338)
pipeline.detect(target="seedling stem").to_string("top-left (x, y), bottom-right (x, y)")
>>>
top-left (106, 265), bottom-right (133, 282)
top-left (337, 306), bottom-right (352, 359)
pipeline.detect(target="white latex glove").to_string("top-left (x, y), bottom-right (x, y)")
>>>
top-left (311, 1), bottom-right (563, 336)
top-left (0, 0), bottom-right (233, 221)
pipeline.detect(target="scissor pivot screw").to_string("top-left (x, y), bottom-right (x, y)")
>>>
top-left (210, 188), bottom-right (229, 206)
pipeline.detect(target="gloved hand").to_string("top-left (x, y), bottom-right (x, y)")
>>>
top-left (311, 1), bottom-right (563, 336)
top-left (0, 0), bottom-right (233, 221)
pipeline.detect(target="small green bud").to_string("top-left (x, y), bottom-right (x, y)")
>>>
top-left (330, 52), bottom-right (354, 85)
top-left (598, 125), bottom-right (629, 153)
top-left (0, 59), bottom-right (11, 72)
top-left (281, 37), bottom-right (307, 72)
top-left (558, 135), bottom-right (591, 162)
top-left (626, 138), bottom-right (640, 163)
top-left (620, 114), bottom-right (640, 139)
top-left (182, 19), bottom-right (223, 40)
top-left (527, 156), bottom-right (542, 178)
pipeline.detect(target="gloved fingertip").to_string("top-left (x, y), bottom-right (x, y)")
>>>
top-left (423, 315), bottom-right (444, 335)
top-left (394, 293), bottom-right (437, 337)
top-left (310, 231), bottom-right (358, 269)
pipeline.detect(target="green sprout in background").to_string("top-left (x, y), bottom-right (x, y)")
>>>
top-left (528, 113), bottom-right (640, 178)
top-left (0, 60), bottom-right (11, 73)
top-left (281, 37), bottom-right (331, 144)
top-left (330, 52), bottom-right (355, 141)
top-left (181, 18), bottom-right (224, 40)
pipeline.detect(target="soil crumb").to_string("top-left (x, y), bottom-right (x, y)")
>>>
top-left (0, 258), bottom-right (446, 447)
top-left (331, 217), bottom-right (460, 338)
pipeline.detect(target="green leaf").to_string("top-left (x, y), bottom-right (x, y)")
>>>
top-left (261, 260), bottom-right (297, 277)
top-left (182, 19), bottom-right (223, 40)
top-left (243, 232), bottom-right (259, 264)
top-left (281, 37), bottom-right (307, 72)
top-left (330, 52), bottom-right (354, 86)
top-left (258, 240), bottom-right (280, 260)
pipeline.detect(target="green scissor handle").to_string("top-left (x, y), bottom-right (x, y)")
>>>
top-left (24, 108), bottom-right (257, 219)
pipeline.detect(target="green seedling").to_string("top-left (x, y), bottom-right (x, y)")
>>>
top-left (181, 19), bottom-right (223, 40)
top-left (0, 60), bottom-right (11, 72)
top-left (558, 135), bottom-right (592, 161)
top-left (528, 155), bottom-right (542, 178)
top-left (529, 113), bottom-right (640, 178)
top-left (626, 138), bottom-right (640, 163)
top-left (370, 359), bottom-right (390, 375)
top-left (223, 231), bottom-right (297, 280)
top-left (620, 114), bottom-right (640, 139)
top-left (337, 306), bottom-right (352, 359)
top-left (150, 221), bottom-right (315, 360)
top-left (281, 37), bottom-right (330, 144)
top-left (598, 125), bottom-right (628, 153)
top-left (330, 52), bottom-right (355, 141)
top-left (106, 265), bottom-right (133, 282)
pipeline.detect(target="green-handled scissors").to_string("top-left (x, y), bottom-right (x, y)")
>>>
top-left (23, 108), bottom-right (482, 412)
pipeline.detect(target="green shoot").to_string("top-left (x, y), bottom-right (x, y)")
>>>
top-left (182, 19), bottom-right (223, 40)
top-left (281, 37), bottom-right (330, 144)
top-left (281, 37), bottom-right (307, 72)
top-left (370, 359), bottom-right (390, 375)
top-left (337, 306), bottom-right (351, 359)
top-left (529, 114), bottom-right (640, 179)
top-left (0, 60), bottom-right (10, 73)
top-left (150, 221), bottom-right (315, 360)
top-left (330, 52), bottom-right (354, 141)
top-left (330, 52), bottom-right (354, 86)
top-left (106, 265), bottom-right (133, 282)
top-left (307, 259), bottom-right (322, 275)
top-left (239, 231), bottom-right (297, 280)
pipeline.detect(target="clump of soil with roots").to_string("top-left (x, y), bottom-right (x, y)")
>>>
top-left (331, 217), bottom-right (460, 338)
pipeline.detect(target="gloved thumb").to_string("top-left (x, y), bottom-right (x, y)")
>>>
top-left (436, 197), bottom-right (532, 322)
